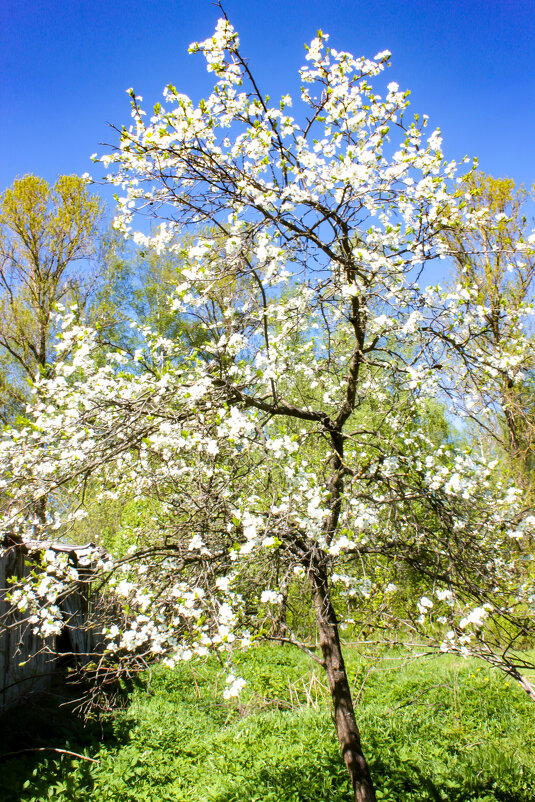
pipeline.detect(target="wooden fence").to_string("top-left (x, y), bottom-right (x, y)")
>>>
top-left (0, 535), bottom-right (97, 711)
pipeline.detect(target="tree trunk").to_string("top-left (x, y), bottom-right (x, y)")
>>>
top-left (517, 672), bottom-right (535, 701)
top-left (504, 664), bottom-right (535, 701)
top-left (309, 554), bottom-right (376, 802)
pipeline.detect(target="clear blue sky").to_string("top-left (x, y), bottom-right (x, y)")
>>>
top-left (1, 0), bottom-right (534, 206)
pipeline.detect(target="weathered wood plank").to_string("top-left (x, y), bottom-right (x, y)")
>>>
top-left (0, 537), bottom-right (99, 711)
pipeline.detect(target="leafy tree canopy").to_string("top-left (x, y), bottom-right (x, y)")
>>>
top-left (0, 174), bottom-right (104, 421)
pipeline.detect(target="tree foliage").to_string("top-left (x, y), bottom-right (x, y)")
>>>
top-left (0, 174), bottom-right (104, 421)
top-left (445, 172), bottom-right (535, 485)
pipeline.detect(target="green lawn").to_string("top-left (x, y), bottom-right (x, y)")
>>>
top-left (1, 647), bottom-right (534, 801)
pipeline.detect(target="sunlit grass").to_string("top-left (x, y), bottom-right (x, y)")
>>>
top-left (1, 646), bottom-right (534, 801)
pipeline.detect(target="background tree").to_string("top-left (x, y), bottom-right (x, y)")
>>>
top-left (444, 172), bottom-right (535, 486)
top-left (0, 174), bottom-right (104, 422)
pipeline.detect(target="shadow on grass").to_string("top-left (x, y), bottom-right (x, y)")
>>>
top-left (208, 754), bottom-right (447, 802)
top-left (206, 742), bottom-right (523, 802)
top-left (0, 677), bottom-right (133, 802)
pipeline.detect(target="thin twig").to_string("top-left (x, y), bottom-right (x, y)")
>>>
top-left (0, 747), bottom-right (99, 763)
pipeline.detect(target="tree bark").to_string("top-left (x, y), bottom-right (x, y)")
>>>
top-left (309, 553), bottom-right (376, 802)
top-left (516, 672), bottom-right (535, 701)
top-left (503, 664), bottom-right (535, 701)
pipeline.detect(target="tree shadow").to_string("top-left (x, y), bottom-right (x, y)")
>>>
top-left (0, 675), bottom-right (134, 802)
top-left (209, 746), bottom-right (507, 802)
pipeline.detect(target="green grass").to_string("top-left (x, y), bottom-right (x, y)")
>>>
top-left (1, 647), bottom-right (534, 801)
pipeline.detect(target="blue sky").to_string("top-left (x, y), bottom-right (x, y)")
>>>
top-left (1, 0), bottom-right (534, 207)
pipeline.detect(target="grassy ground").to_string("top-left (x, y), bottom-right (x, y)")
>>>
top-left (0, 646), bottom-right (534, 801)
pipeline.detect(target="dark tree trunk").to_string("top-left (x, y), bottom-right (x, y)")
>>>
top-left (308, 553), bottom-right (376, 802)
